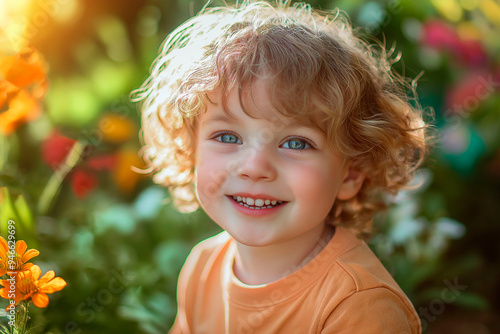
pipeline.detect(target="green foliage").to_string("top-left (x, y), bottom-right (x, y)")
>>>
top-left (0, 188), bottom-right (36, 247)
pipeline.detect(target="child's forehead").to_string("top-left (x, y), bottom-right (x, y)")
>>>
top-left (203, 82), bottom-right (327, 131)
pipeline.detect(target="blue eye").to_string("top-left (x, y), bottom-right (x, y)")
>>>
top-left (281, 138), bottom-right (311, 150)
top-left (214, 133), bottom-right (241, 144)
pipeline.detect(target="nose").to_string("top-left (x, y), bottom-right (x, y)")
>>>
top-left (237, 146), bottom-right (277, 182)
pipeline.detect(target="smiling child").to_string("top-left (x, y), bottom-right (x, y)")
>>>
top-left (134, 1), bottom-right (428, 333)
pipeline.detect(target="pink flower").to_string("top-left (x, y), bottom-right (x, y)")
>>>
top-left (421, 20), bottom-right (487, 67)
top-left (445, 72), bottom-right (495, 114)
top-left (422, 20), bottom-right (461, 50)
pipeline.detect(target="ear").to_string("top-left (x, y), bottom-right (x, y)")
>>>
top-left (336, 161), bottom-right (366, 201)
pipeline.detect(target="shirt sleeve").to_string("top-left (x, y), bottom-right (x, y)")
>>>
top-left (168, 233), bottom-right (229, 334)
top-left (168, 243), bottom-right (205, 334)
top-left (321, 287), bottom-right (421, 334)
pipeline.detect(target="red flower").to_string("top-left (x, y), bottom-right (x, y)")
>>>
top-left (42, 131), bottom-right (76, 169)
top-left (71, 170), bottom-right (98, 198)
top-left (87, 154), bottom-right (118, 171)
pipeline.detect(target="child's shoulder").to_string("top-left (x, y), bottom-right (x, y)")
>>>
top-left (334, 228), bottom-right (403, 292)
top-left (330, 229), bottom-right (419, 318)
top-left (190, 231), bottom-right (232, 258)
top-left (179, 231), bottom-right (232, 278)
top-left (321, 228), bottom-right (421, 331)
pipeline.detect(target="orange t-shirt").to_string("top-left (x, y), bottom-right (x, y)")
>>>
top-left (170, 227), bottom-right (421, 333)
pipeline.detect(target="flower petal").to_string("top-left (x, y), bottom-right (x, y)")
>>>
top-left (0, 48), bottom-right (47, 89)
top-left (0, 279), bottom-right (14, 287)
top-left (39, 270), bottom-right (55, 283)
top-left (21, 249), bottom-right (39, 263)
top-left (19, 262), bottom-right (34, 271)
top-left (0, 236), bottom-right (8, 257)
top-left (40, 277), bottom-right (67, 294)
top-left (31, 292), bottom-right (49, 308)
top-left (30, 265), bottom-right (42, 280)
top-left (0, 285), bottom-right (20, 304)
top-left (0, 287), bottom-right (9, 299)
top-left (15, 240), bottom-right (27, 255)
top-left (0, 81), bottom-right (19, 109)
top-left (0, 89), bottom-right (40, 135)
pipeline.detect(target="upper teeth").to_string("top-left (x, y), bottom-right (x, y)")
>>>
top-left (232, 196), bottom-right (282, 207)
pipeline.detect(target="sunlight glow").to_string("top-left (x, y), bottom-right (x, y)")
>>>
top-left (0, 0), bottom-right (35, 52)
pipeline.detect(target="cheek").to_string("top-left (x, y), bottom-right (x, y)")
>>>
top-left (195, 149), bottom-right (231, 204)
top-left (288, 161), bottom-right (340, 207)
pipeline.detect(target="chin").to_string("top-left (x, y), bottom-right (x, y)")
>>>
top-left (227, 229), bottom-right (275, 247)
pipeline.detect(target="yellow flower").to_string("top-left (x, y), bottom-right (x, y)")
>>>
top-left (0, 237), bottom-right (39, 276)
top-left (0, 265), bottom-right (67, 308)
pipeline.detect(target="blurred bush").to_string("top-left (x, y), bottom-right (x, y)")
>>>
top-left (0, 0), bottom-right (499, 333)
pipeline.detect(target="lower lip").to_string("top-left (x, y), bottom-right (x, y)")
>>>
top-left (226, 196), bottom-right (287, 217)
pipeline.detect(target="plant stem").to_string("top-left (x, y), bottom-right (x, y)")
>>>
top-left (22, 302), bottom-right (29, 333)
top-left (37, 140), bottom-right (87, 215)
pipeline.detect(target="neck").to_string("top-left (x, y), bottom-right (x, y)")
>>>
top-left (233, 224), bottom-right (334, 285)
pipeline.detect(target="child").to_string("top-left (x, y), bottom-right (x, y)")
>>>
top-left (134, 1), bottom-right (427, 332)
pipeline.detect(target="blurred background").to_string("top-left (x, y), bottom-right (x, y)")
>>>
top-left (0, 0), bottom-right (499, 332)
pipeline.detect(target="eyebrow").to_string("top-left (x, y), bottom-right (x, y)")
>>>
top-left (286, 120), bottom-right (325, 135)
top-left (202, 108), bottom-right (325, 135)
top-left (201, 109), bottom-right (238, 126)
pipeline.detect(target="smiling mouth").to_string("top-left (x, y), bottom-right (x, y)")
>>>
top-left (229, 195), bottom-right (286, 209)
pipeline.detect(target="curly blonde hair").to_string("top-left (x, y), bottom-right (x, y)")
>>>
top-left (132, 0), bottom-right (429, 238)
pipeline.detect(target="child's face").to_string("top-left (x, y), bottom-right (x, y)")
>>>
top-left (194, 81), bottom-right (352, 247)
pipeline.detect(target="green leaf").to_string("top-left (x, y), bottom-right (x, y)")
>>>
top-left (0, 188), bottom-right (36, 247)
top-left (454, 292), bottom-right (490, 311)
top-left (0, 135), bottom-right (7, 171)
top-left (14, 194), bottom-right (34, 236)
top-left (0, 187), bottom-right (17, 235)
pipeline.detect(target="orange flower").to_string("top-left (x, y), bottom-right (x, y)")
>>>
top-left (0, 265), bottom-right (66, 308)
top-left (99, 113), bottom-right (137, 144)
top-left (0, 47), bottom-right (48, 135)
top-left (112, 148), bottom-right (147, 193)
top-left (0, 237), bottom-right (39, 276)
